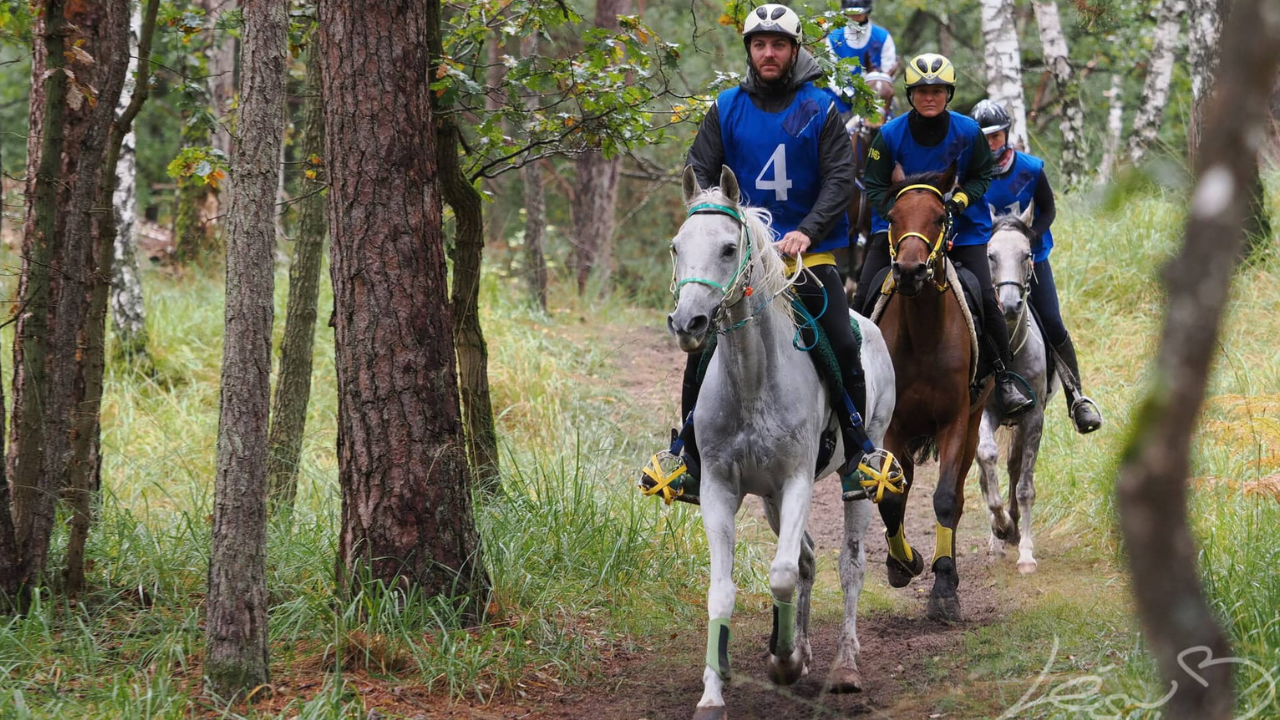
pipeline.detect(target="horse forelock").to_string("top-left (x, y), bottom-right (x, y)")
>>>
top-left (991, 214), bottom-right (1032, 239)
top-left (888, 171), bottom-right (954, 198)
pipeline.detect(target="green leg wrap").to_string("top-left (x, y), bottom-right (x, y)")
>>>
top-left (887, 523), bottom-right (914, 564)
top-left (769, 599), bottom-right (796, 656)
top-left (706, 617), bottom-right (732, 679)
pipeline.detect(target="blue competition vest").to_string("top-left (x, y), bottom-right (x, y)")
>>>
top-left (718, 85), bottom-right (850, 252)
top-left (985, 151), bottom-right (1054, 261)
top-left (827, 24), bottom-right (889, 76)
top-left (871, 111), bottom-right (992, 247)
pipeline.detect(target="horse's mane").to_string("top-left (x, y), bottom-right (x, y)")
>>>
top-left (888, 171), bottom-right (954, 199)
top-left (688, 187), bottom-right (797, 325)
top-left (991, 214), bottom-right (1032, 238)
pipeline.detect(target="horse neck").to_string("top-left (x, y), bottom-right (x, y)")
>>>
top-left (713, 298), bottom-right (796, 404)
top-left (891, 282), bottom-right (953, 353)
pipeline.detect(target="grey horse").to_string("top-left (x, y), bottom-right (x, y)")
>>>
top-left (667, 166), bottom-right (896, 720)
top-left (976, 210), bottom-right (1059, 574)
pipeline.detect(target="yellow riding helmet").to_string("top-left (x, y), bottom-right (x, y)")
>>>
top-left (904, 53), bottom-right (956, 105)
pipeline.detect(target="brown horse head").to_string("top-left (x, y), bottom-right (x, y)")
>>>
top-left (886, 167), bottom-right (956, 297)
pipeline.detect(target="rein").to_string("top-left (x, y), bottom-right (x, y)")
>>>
top-left (996, 261), bottom-right (1034, 355)
top-left (888, 184), bottom-right (951, 291)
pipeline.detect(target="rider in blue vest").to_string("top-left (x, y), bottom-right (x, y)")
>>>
top-left (664, 3), bottom-right (873, 486)
top-left (971, 100), bottom-right (1103, 433)
top-left (825, 0), bottom-right (897, 115)
top-left (852, 53), bottom-right (1035, 418)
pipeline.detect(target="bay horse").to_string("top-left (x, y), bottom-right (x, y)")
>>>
top-left (872, 168), bottom-right (993, 622)
top-left (977, 210), bottom-right (1058, 574)
top-left (667, 165), bottom-right (896, 719)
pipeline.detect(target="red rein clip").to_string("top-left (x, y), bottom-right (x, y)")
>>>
top-left (744, 286), bottom-right (754, 297)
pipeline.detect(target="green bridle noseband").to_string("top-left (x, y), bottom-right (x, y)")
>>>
top-left (672, 202), bottom-right (753, 307)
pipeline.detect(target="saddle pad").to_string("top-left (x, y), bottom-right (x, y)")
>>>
top-left (869, 258), bottom-right (980, 383)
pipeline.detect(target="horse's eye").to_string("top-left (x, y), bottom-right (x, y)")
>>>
top-left (721, 244), bottom-right (736, 258)
top-left (987, 252), bottom-right (995, 261)
top-left (670, 242), bottom-right (678, 255)
top-left (1024, 251), bottom-right (1033, 262)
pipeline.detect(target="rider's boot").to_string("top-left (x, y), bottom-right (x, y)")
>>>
top-left (984, 295), bottom-right (1035, 418)
top-left (639, 354), bottom-right (704, 503)
top-left (835, 362), bottom-right (870, 476)
top-left (1053, 335), bottom-right (1103, 434)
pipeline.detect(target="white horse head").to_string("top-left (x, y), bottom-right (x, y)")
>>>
top-left (988, 205), bottom-right (1036, 324)
top-left (667, 165), bottom-right (794, 353)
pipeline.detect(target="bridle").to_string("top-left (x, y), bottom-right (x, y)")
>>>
top-left (888, 183), bottom-right (951, 291)
top-left (994, 249), bottom-right (1035, 354)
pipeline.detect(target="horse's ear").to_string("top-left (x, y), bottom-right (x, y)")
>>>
top-left (891, 163), bottom-right (906, 184)
top-left (682, 165), bottom-right (701, 206)
top-left (719, 165), bottom-right (741, 204)
top-left (938, 163), bottom-right (958, 194)
top-left (1018, 204), bottom-right (1035, 227)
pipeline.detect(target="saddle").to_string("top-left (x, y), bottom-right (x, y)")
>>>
top-left (865, 258), bottom-right (992, 399)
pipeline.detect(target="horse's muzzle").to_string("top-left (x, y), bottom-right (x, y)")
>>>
top-left (668, 310), bottom-right (711, 352)
top-left (892, 261), bottom-right (928, 297)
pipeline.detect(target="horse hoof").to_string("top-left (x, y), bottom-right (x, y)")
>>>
top-left (827, 665), bottom-right (863, 694)
top-left (768, 654), bottom-right (805, 687)
top-left (1018, 560), bottom-right (1038, 575)
top-left (886, 551), bottom-right (924, 588)
top-left (692, 707), bottom-right (728, 720)
top-left (926, 594), bottom-right (963, 623)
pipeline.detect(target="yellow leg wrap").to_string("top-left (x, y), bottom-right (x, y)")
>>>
top-left (886, 524), bottom-right (914, 564)
top-left (934, 523), bottom-right (954, 562)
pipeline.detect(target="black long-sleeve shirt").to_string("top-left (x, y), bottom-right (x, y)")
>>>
top-left (862, 110), bottom-right (994, 217)
top-left (1027, 167), bottom-right (1056, 241)
top-left (685, 50), bottom-right (856, 244)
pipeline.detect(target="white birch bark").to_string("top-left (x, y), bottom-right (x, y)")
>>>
top-left (1187, 0), bottom-right (1223, 160)
top-left (1099, 74), bottom-right (1125, 183)
top-left (110, 1), bottom-right (149, 358)
top-left (1128, 0), bottom-right (1185, 165)
top-left (1032, 0), bottom-right (1087, 186)
top-left (981, 0), bottom-right (1029, 150)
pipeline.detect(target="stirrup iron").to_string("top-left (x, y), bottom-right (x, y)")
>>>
top-left (639, 451), bottom-right (699, 505)
top-left (842, 448), bottom-right (905, 503)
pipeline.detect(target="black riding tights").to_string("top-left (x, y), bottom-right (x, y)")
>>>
top-left (681, 263), bottom-right (866, 421)
top-left (851, 231), bottom-right (1015, 367)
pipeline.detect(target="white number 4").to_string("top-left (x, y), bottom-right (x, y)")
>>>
top-left (756, 144), bottom-right (792, 202)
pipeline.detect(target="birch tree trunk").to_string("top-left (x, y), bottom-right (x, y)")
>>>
top-left (1031, 0), bottom-right (1087, 185)
top-left (1127, 0), bottom-right (1185, 165)
top-left (1118, 3), bottom-right (1280, 719)
top-left (110, 2), bottom-right (151, 364)
top-left (1187, 0), bottom-right (1225, 164)
top-left (980, 0), bottom-right (1029, 150)
top-left (204, 0), bottom-right (287, 696)
top-left (569, 0), bottom-right (630, 295)
top-left (266, 42), bottom-right (327, 513)
top-left (319, 0), bottom-right (489, 613)
top-left (1099, 74), bottom-right (1125, 183)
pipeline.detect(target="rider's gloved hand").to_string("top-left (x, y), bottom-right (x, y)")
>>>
top-left (943, 192), bottom-right (968, 222)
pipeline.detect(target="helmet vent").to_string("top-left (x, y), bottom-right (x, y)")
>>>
top-left (770, 6), bottom-right (786, 18)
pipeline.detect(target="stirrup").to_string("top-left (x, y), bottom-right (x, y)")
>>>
top-left (1000, 371), bottom-right (1036, 418)
top-left (841, 449), bottom-right (905, 503)
top-left (1070, 396), bottom-right (1103, 434)
top-left (638, 451), bottom-right (699, 505)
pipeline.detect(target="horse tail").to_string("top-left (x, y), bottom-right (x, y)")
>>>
top-left (906, 436), bottom-right (939, 464)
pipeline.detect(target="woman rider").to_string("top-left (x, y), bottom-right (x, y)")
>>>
top-left (970, 99), bottom-right (1103, 433)
top-left (649, 3), bottom-right (880, 491)
top-left (852, 53), bottom-right (1035, 418)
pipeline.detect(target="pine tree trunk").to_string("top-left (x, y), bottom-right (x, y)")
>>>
top-left (980, 0), bottom-right (1029, 150)
top-left (522, 34), bottom-right (548, 312)
top-left (569, 0), bottom-right (629, 295)
top-left (64, 0), bottom-right (161, 598)
top-left (1099, 74), bottom-right (1125, 183)
top-left (204, 0), bottom-right (287, 696)
top-left (1031, 0), bottom-right (1087, 186)
top-left (1118, 3), bottom-right (1280, 718)
top-left (266, 42), bottom-right (327, 512)
top-left (1127, 0), bottom-right (1185, 165)
top-left (173, 117), bottom-right (221, 264)
top-left (109, 3), bottom-right (151, 366)
top-left (9, 0), bottom-right (130, 600)
top-left (319, 0), bottom-right (489, 612)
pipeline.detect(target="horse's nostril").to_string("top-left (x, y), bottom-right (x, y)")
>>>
top-left (687, 314), bottom-right (709, 335)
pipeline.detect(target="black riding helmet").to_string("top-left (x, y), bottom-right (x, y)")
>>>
top-left (971, 99), bottom-right (1012, 136)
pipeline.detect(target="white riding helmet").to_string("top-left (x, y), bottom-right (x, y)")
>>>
top-left (742, 4), bottom-right (802, 44)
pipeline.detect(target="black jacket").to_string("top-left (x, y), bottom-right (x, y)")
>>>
top-left (686, 49), bottom-right (856, 244)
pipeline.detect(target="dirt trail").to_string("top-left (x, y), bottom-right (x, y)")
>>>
top-left (439, 321), bottom-right (1115, 720)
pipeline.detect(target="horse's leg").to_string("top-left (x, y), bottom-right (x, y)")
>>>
top-left (1015, 411), bottom-right (1046, 574)
top-left (829, 496), bottom-right (874, 693)
top-left (762, 500), bottom-right (816, 679)
top-left (766, 475), bottom-right (814, 686)
top-left (1005, 423), bottom-right (1025, 547)
top-left (927, 414), bottom-right (979, 623)
top-left (976, 409), bottom-right (1012, 558)
top-left (878, 433), bottom-right (923, 588)
top-left (694, 481), bottom-right (741, 719)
